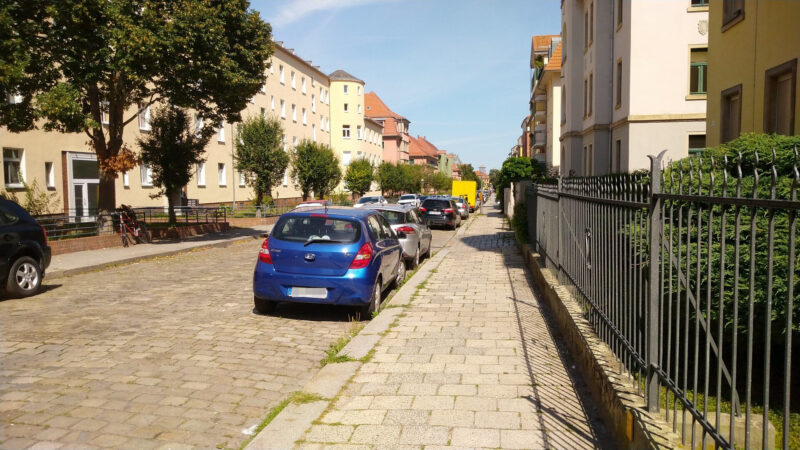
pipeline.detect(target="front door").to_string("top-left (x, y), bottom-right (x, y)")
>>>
top-left (68, 153), bottom-right (99, 219)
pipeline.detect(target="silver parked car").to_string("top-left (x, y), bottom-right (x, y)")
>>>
top-left (397, 194), bottom-right (421, 207)
top-left (354, 195), bottom-right (388, 208)
top-left (451, 197), bottom-right (469, 219)
top-left (366, 205), bottom-right (432, 268)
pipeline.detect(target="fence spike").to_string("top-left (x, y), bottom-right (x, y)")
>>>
top-left (753, 150), bottom-right (761, 199)
top-left (721, 155), bottom-right (729, 198)
top-left (709, 156), bottom-right (716, 196)
top-left (736, 151), bottom-right (743, 198)
top-left (770, 147), bottom-right (778, 200)
top-left (793, 146), bottom-right (799, 202)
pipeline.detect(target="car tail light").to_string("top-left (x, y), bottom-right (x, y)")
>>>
top-left (42, 227), bottom-right (48, 246)
top-left (258, 238), bottom-right (273, 264)
top-left (419, 207), bottom-right (427, 212)
top-left (349, 242), bottom-right (373, 269)
top-left (396, 226), bottom-right (416, 234)
top-left (444, 208), bottom-right (454, 214)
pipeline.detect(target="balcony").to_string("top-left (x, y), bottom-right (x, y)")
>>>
top-left (533, 130), bottom-right (546, 149)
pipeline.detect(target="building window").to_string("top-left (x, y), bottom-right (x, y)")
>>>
top-left (357, 125), bottom-right (363, 140)
top-left (615, 61), bottom-right (623, 106)
top-left (261, 82), bottom-right (266, 94)
top-left (764, 59), bottom-right (797, 135)
top-left (138, 103), bottom-right (151, 131)
top-left (589, 3), bottom-right (594, 44)
top-left (342, 151), bottom-right (352, 165)
top-left (327, 118), bottom-right (330, 131)
top-left (218, 121), bottom-right (226, 142)
top-left (218, 163), bottom-right (226, 186)
top-left (279, 65), bottom-right (285, 84)
top-left (320, 116), bottom-right (325, 130)
top-left (343, 85), bottom-right (349, 95)
top-left (691, 0), bottom-right (708, 5)
top-left (239, 172), bottom-right (246, 187)
top-left (584, 11), bottom-right (589, 49)
top-left (326, 90), bottom-right (330, 104)
top-left (301, 77), bottom-right (306, 94)
top-left (101, 101), bottom-right (109, 125)
top-left (302, 108), bottom-right (307, 125)
top-left (588, 73), bottom-right (593, 116)
top-left (312, 94), bottom-right (316, 113)
top-left (194, 115), bottom-right (203, 136)
top-left (311, 78), bottom-right (315, 88)
top-left (291, 71), bottom-right (296, 89)
top-left (721, 84), bottom-right (742, 143)
top-left (690, 48), bottom-right (708, 94)
top-left (270, 96), bottom-right (275, 110)
top-left (320, 87), bottom-right (324, 99)
top-left (617, 0), bottom-right (623, 26)
top-left (250, 96), bottom-right (255, 104)
top-left (122, 171), bottom-right (129, 188)
top-left (196, 162), bottom-right (206, 186)
top-left (141, 164), bottom-right (153, 187)
top-left (283, 170), bottom-right (288, 187)
top-left (688, 134), bottom-right (706, 156)
top-left (358, 104), bottom-right (362, 114)
top-left (269, 61), bottom-right (274, 75)
top-left (280, 100), bottom-right (286, 118)
top-left (583, 79), bottom-right (588, 117)
top-left (614, 140), bottom-right (622, 172)
top-left (312, 124), bottom-right (317, 142)
top-left (292, 104), bottom-right (297, 122)
top-left (45, 162), bottom-right (55, 189)
top-left (343, 125), bottom-right (351, 139)
top-left (344, 103), bottom-right (349, 113)
top-left (260, 107), bottom-right (266, 118)
top-left (722, 0), bottom-right (744, 29)
top-left (3, 148), bottom-right (23, 187)
top-left (282, 134), bottom-right (286, 152)
top-left (293, 136), bottom-right (298, 148)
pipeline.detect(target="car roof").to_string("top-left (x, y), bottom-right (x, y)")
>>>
top-left (282, 207), bottom-right (375, 219)
top-left (364, 204), bottom-right (412, 212)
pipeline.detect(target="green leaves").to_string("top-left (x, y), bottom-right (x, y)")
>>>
top-left (235, 115), bottom-right (288, 205)
top-left (344, 158), bottom-right (375, 198)
top-left (36, 83), bottom-right (90, 133)
top-left (291, 140), bottom-right (342, 200)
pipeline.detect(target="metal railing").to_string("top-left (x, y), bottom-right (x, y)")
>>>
top-left (526, 148), bottom-right (798, 449)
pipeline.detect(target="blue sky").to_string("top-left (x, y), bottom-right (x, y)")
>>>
top-left (249, 0), bottom-right (561, 172)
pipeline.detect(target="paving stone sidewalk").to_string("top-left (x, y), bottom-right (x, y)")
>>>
top-left (297, 206), bottom-right (611, 449)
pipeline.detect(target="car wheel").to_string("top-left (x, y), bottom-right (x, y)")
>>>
top-left (394, 257), bottom-right (406, 288)
top-left (6, 256), bottom-right (42, 298)
top-left (254, 296), bottom-right (277, 315)
top-left (362, 278), bottom-right (382, 317)
top-left (407, 246), bottom-right (420, 269)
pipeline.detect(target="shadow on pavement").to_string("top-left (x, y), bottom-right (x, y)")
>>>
top-left (252, 302), bottom-right (367, 323)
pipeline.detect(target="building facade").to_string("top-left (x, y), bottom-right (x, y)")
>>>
top-left (530, 35), bottom-right (562, 173)
top-left (560, 0), bottom-right (707, 176)
top-left (409, 136), bottom-right (439, 169)
top-left (364, 92), bottom-right (410, 164)
top-left (0, 42), bottom-right (331, 213)
top-left (328, 70), bottom-right (384, 194)
top-left (706, 0), bottom-right (799, 146)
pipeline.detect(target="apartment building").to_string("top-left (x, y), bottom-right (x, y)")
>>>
top-left (364, 92), bottom-right (411, 164)
top-left (560, 0), bottom-right (707, 176)
top-left (409, 136), bottom-right (440, 169)
top-left (328, 70), bottom-right (384, 194)
top-left (530, 35), bottom-right (562, 172)
top-left (0, 42), bottom-right (330, 214)
top-left (706, 0), bottom-right (799, 146)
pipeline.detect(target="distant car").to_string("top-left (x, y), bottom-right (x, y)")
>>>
top-left (294, 199), bottom-right (332, 210)
top-left (353, 195), bottom-right (388, 208)
top-left (366, 205), bottom-right (432, 268)
top-left (397, 194), bottom-right (421, 208)
top-left (253, 207), bottom-right (405, 316)
top-left (451, 197), bottom-right (469, 219)
top-left (419, 198), bottom-right (461, 230)
top-left (0, 199), bottom-right (51, 298)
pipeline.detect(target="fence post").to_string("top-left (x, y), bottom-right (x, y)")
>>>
top-left (646, 150), bottom-right (667, 413)
top-left (556, 177), bottom-right (563, 283)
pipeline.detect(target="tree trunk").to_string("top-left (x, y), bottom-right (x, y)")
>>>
top-left (166, 187), bottom-right (177, 226)
top-left (255, 189), bottom-right (263, 207)
top-left (98, 168), bottom-right (116, 214)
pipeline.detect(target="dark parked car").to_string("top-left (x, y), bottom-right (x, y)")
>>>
top-left (419, 198), bottom-right (461, 230)
top-left (253, 207), bottom-right (405, 316)
top-left (0, 199), bottom-right (51, 297)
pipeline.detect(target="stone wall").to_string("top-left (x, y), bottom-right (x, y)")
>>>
top-left (49, 234), bottom-right (124, 256)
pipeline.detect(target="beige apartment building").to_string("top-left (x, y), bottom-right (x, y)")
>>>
top-left (560, 0), bottom-right (707, 176)
top-left (328, 70), bottom-right (384, 194)
top-left (530, 35), bottom-right (562, 173)
top-left (0, 42), bottom-right (331, 215)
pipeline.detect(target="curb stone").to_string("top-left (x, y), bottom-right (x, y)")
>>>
top-left (244, 215), bottom-right (473, 449)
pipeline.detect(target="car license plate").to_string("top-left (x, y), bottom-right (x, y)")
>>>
top-left (288, 287), bottom-right (327, 299)
top-left (429, 211), bottom-right (441, 215)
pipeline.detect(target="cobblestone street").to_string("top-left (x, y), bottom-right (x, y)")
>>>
top-left (298, 207), bottom-right (611, 449)
top-left (0, 239), bottom-right (360, 449)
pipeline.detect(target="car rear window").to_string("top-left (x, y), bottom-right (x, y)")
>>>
top-left (422, 199), bottom-right (450, 209)
top-left (399, 195), bottom-right (415, 200)
top-left (357, 196), bottom-right (378, 204)
top-left (272, 216), bottom-right (361, 243)
top-left (378, 210), bottom-right (407, 225)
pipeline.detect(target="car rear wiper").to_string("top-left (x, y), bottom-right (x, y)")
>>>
top-left (303, 238), bottom-right (344, 246)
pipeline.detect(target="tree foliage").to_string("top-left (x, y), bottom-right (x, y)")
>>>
top-left (235, 115), bottom-right (288, 206)
top-left (458, 163), bottom-right (479, 186)
top-left (291, 140), bottom-right (341, 200)
top-left (137, 106), bottom-right (209, 225)
top-left (344, 158), bottom-right (375, 198)
top-left (2, 0), bottom-right (273, 212)
top-left (495, 157), bottom-right (534, 210)
top-left (375, 163), bottom-right (451, 196)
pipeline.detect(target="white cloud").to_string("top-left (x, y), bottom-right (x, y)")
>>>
top-left (270, 0), bottom-right (399, 27)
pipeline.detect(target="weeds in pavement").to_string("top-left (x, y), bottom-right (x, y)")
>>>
top-left (292, 392), bottom-right (327, 404)
top-left (320, 319), bottom-right (363, 367)
top-left (240, 391), bottom-right (330, 449)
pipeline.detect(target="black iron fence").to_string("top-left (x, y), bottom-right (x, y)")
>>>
top-left (526, 149), bottom-right (798, 449)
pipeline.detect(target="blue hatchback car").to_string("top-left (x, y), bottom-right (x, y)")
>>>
top-left (253, 207), bottom-right (405, 316)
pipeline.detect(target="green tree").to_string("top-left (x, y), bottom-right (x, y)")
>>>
top-left (344, 158), bottom-right (374, 198)
top-left (489, 168), bottom-right (500, 190)
top-left (377, 162), bottom-right (404, 196)
top-left (428, 171), bottom-right (452, 194)
top-left (235, 115), bottom-right (288, 206)
top-left (458, 163), bottom-right (479, 185)
top-left (2, 0), bottom-right (273, 213)
top-left (496, 157), bottom-right (533, 211)
top-left (291, 140), bottom-right (341, 200)
top-left (137, 107), bottom-right (209, 225)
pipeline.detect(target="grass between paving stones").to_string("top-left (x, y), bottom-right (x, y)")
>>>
top-left (320, 319), bottom-right (364, 367)
top-left (239, 391), bottom-right (329, 449)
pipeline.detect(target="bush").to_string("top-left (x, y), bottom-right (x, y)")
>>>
top-left (511, 202), bottom-right (528, 244)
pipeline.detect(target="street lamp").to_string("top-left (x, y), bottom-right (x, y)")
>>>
top-left (420, 178), bottom-right (424, 194)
